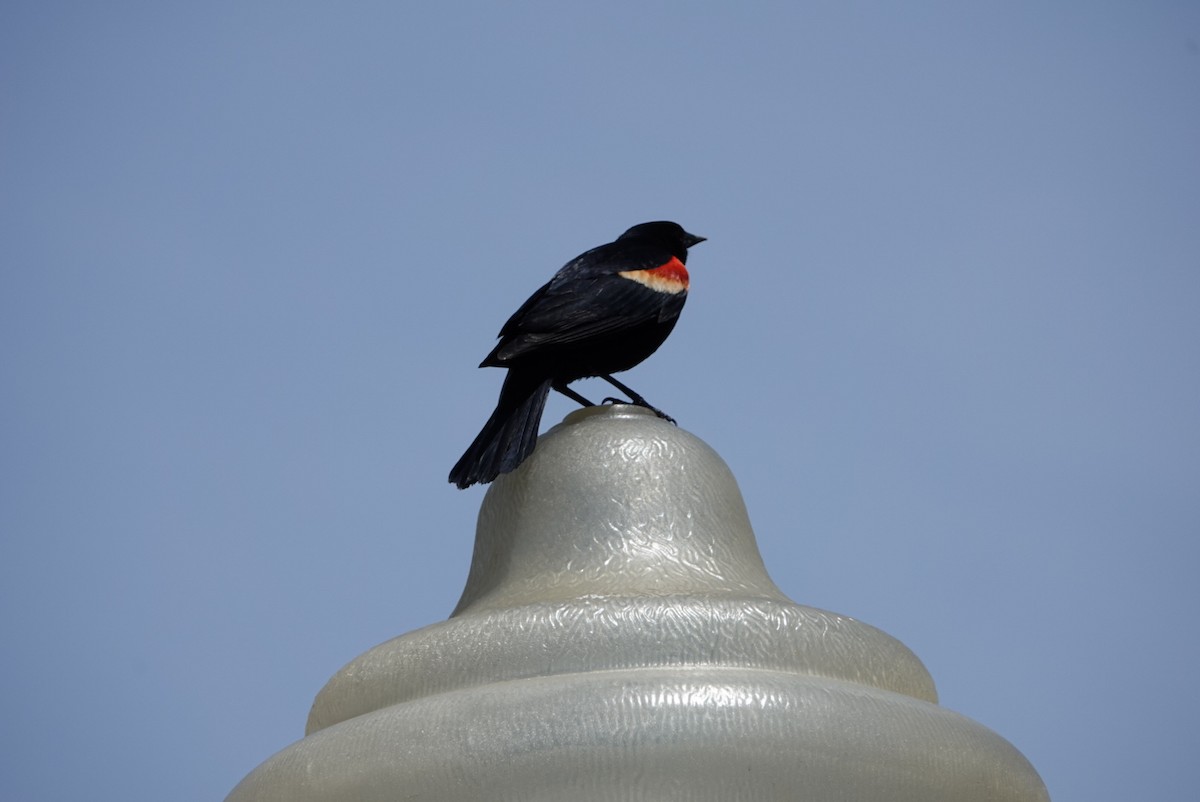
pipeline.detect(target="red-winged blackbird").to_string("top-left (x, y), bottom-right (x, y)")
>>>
top-left (449, 221), bottom-right (705, 489)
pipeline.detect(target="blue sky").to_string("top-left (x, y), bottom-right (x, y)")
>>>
top-left (2, 3), bottom-right (1197, 799)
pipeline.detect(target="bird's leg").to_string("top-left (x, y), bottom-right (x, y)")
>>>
top-left (552, 382), bottom-right (596, 408)
top-left (598, 375), bottom-right (676, 424)
top-left (597, 374), bottom-right (651, 407)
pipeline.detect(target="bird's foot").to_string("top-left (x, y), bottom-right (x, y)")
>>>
top-left (601, 396), bottom-right (676, 425)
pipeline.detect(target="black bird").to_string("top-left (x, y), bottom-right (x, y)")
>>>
top-left (449, 221), bottom-right (705, 488)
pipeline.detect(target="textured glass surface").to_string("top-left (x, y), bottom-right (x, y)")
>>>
top-left (228, 406), bottom-right (1049, 801)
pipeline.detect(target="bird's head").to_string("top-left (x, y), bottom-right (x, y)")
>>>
top-left (618, 221), bottom-right (706, 256)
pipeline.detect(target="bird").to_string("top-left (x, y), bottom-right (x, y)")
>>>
top-left (449, 220), bottom-right (705, 489)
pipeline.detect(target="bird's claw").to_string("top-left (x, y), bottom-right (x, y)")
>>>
top-left (601, 396), bottom-right (676, 425)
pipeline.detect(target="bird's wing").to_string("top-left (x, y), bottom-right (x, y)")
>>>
top-left (484, 272), bottom-right (684, 364)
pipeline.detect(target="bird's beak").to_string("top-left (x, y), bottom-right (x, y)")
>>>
top-left (685, 233), bottom-right (706, 248)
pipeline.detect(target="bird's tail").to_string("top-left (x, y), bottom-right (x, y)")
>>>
top-left (449, 371), bottom-right (553, 489)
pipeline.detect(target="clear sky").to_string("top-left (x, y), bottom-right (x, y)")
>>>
top-left (2, 3), bottom-right (1197, 800)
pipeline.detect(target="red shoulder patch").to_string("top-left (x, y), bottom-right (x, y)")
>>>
top-left (618, 257), bottom-right (689, 295)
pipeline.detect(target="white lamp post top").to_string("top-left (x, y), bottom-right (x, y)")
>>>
top-left (228, 405), bottom-right (1050, 801)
